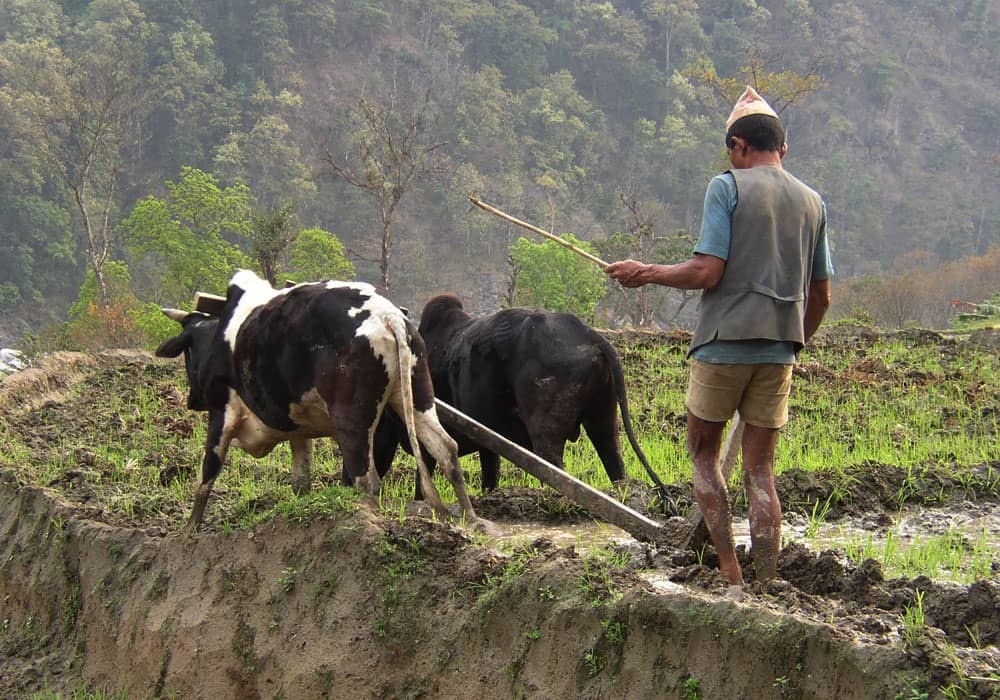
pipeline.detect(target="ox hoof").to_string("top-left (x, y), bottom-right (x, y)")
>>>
top-left (355, 473), bottom-right (382, 497)
top-left (470, 517), bottom-right (500, 537)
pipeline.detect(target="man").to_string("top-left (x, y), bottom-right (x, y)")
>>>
top-left (606, 86), bottom-right (832, 586)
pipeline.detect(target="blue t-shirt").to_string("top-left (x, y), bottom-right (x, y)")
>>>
top-left (692, 172), bottom-right (833, 365)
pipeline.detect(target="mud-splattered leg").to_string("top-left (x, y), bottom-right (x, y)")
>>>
top-left (742, 424), bottom-right (781, 582)
top-left (688, 412), bottom-right (743, 585)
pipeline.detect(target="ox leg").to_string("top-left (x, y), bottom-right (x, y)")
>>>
top-left (324, 373), bottom-right (382, 494)
top-left (188, 410), bottom-right (229, 531)
top-left (289, 437), bottom-right (313, 495)
top-left (412, 409), bottom-right (480, 524)
top-left (583, 412), bottom-right (627, 482)
top-left (479, 450), bottom-right (500, 491)
top-left (412, 448), bottom-right (438, 501)
top-left (372, 413), bottom-right (401, 480)
top-left (341, 428), bottom-right (380, 496)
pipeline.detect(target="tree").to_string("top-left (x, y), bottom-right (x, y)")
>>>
top-left (321, 92), bottom-right (447, 292)
top-left (684, 45), bottom-right (824, 118)
top-left (641, 0), bottom-right (706, 77)
top-left (507, 235), bottom-right (607, 322)
top-left (518, 71), bottom-right (610, 229)
top-left (212, 92), bottom-right (317, 210)
top-left (598, 191), bottom-right (699, 328)
top-left (144, 16), bottom-right (232, 175)
top-left (121, 167), bottom-right (251, 305)
top-left (0, 0), bottom-right (153, 309)
top-left (284, 228), bottom-right (356, 283)
top-left (250, 202), bottom-right (297, 286)
top-left (65, 260), bottom-right (159, 350)
top-left (463, 0), bottom-right (554, 92)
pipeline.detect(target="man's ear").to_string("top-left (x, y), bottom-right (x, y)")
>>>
top-left (779, 142), bottom-right (788, 159)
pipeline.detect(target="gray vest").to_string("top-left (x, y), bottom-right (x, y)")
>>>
top-left (691, 166), bottom-right (823, 354)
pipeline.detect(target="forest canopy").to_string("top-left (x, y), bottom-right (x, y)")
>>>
top-left (0, 0), bottom-right (997, 347)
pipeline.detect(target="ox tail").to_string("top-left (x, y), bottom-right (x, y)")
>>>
top-left (386, 315), bottom-right (450, 518)
top-left (596, 335), bottom-right (675, 511)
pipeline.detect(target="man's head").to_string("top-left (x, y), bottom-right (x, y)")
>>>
top-left (725, 86), bottom-right (785, 154)
top-left (726, 114), bottom-right (786, 153)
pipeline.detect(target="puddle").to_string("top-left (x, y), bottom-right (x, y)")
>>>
top-left (780, 500), bottom-right (1000, 550)
top-left (488, 502), bottom-right (1000, 583)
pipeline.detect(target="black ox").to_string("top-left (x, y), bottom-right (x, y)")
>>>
top-left (374, 293), bottom-right (669, 500)
top-left (156, 270), bottom-right (480, 529)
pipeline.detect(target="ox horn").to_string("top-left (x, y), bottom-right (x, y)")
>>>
top-left (160, 308), bottom-right (189, 322)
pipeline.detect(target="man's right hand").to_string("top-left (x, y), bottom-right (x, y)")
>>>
top-left (605, 259), bottom-right (648, 288)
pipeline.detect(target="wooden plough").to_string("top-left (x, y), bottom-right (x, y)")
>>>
top-left (434, 399), bottom-right (668, 543)
top-left (436, 398), bottom-right (745, 549)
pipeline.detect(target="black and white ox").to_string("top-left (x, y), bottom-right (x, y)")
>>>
top-left (374, 293), bottom-right (670, 502)
top-left (156, 270), bottom-right (480, 530)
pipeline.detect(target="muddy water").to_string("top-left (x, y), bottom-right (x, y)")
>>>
top-left (490, 502), bottom-right (1000, 583)
top-left (783, 500), bottom-right (1000, 551)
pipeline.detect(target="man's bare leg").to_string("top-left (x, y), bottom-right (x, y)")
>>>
top-left (688, 412), bottom-right (743, 586)
top-left (742, 424), bottom-right (781, 581)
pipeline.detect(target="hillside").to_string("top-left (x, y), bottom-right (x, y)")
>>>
top-left (0, 0), bottom-right (998, 335)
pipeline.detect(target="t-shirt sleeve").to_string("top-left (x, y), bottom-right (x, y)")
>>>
top-left (694, 174), bottom-right (735, 260)
top-left (811, 200), bottom-right (834, 280)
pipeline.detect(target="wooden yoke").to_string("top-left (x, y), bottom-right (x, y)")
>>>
top-left (194, 292), bottom-right (227, 316)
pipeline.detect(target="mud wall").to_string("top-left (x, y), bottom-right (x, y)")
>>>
top-left (0, 481), bottom-right (922, 699)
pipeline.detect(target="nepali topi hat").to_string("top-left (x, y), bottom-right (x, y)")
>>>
top-left (726, 86), bottom-right (779, 129)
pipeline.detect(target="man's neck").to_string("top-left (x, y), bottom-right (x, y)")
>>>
top-left (740, 150), bottom-right (783, 168)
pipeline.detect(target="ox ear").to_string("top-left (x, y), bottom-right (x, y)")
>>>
top-left (157, 308), bottom-right (195, 359)
top-left (155, 330), bottom-right (191, 358)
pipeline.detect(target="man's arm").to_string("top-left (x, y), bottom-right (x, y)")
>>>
top-left (803, 277), bottom-right (831, 343)
top-left (606, 253), bottom-right (726, 290)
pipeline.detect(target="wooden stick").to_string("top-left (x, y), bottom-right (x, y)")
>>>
top-left (435, 398), bottom-right (665, 543)
top-left (468, 194), bottom-right (610, 270)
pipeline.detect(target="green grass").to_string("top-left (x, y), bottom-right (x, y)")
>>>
top-left (843, 527), bottom-right (994, 584)
top-left (1, 327), bottom-right (996, 588)
top-left (577, 544), bottom-right (629, 608)
top-left (468, 542), bottom-right (538, 612)
top-left (453, 329), bottom-right (999, 488)
top-left (900, 589), bottom-right (927, 650)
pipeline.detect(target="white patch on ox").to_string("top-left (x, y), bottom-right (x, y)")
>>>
top-left (351, 289), bottom-right (415, 383)
top-left (223, 270), bottom-right (292, 349)
top-left (412, 406), bottom-right (454, 457)
top-left (223, 390), bottom-right (288, 458)
top-left (323, 279), bottom-right (378, 295)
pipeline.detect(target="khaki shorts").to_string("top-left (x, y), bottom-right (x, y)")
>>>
top-left (685, 360), bottom-right (793, 429)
